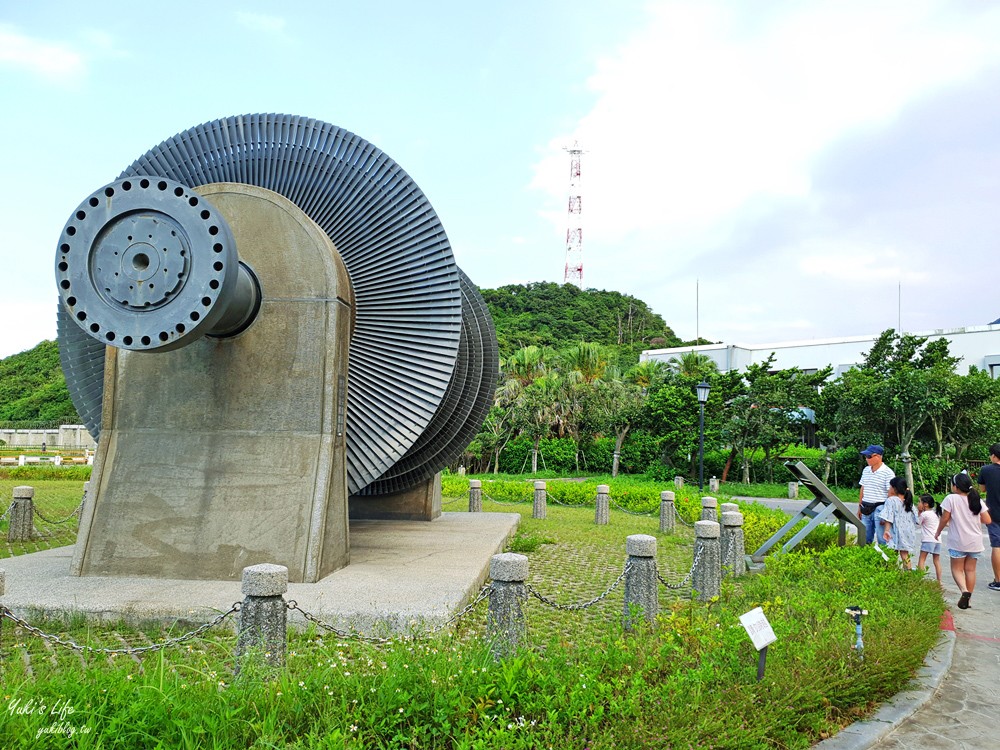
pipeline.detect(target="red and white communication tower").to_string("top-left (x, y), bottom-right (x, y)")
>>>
top-left (563, 141), bottom-right (584, 288)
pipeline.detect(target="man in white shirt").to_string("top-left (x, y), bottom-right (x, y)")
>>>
top-left (858, 444), bottom-right (895, 546)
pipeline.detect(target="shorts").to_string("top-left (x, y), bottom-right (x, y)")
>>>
top-left (920, 541), bottom-right (942, 555)
top-left (948, 549), bottom-right (981, 560)
top-left (988, 522), bottom-right (1000, 548)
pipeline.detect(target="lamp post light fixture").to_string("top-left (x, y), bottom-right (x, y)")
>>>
top-left (696, 380), bottom-right (711, 492)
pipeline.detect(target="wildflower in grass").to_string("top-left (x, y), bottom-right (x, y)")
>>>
top-left (398, 708), bottom-right (404, 713)
top-left (350, 725), bottom-right (358, 732)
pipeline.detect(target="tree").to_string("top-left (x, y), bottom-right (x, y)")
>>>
top-left (665, 351), bottom-right (718, 380)
top-left (720, 356), bottom-right (830, 483)
top-left (825, 330), bottom-right (958, 488)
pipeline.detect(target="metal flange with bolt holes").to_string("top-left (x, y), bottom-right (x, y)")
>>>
top-left (54, 176), bottom-right (260, 352)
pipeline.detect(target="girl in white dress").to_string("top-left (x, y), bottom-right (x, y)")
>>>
top-left (881, 476), bottom-right (919, 570)
top-left (916, 494), bottom-right (942, 583)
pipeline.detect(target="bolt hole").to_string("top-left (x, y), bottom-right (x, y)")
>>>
top-left (213, 243), bottom-right (223, 253)
top-left (209, 226), bottom-right (219, 236)
top-left (123, 336), bottom-right (133, 345)
top-left (201, 297), bottom-right (211, 307)
top-left (88, 197), bottom-right (98, 207)
top-left (213, 261), bottom-right (223, 272)
top-left (209, 279), bottom-right (219, 289)
top-left (132, 253), bottom-right (150, 272)
top-left (174, 187), bottom-right (184, 197)
top-left (60, 280), bottom-right (70, 289)
top-left (106, 332), bottom-right (116, 341)
top-left (58, 262), bottom-right (68, 272)
top-left (89, 323), bottom-right (99, 333)
top-left (177, 323), bottom-right (186, 334)
top-left (76, 311), bottom-right (87, 321)
top-left (190, 311), bottom-right (200, 321)
top-left (141, 336), bottom-right (151, 346)
top-left (67, 296), bottom-right (77, 306)
top-left (60, 243), bottom-right (70, 252)
top-left (76, 210), bottom-right (86, 220)
top-left (66, 226), bottom-right (76, 236)
top-left (200, 209), bottom-right (210, 220)
top-left (140, 179), bottom-right (150, 189)
top-left (188, 196), bottom-right (199, 207)
top-left (159, 331), bottom-right (169, 342)
top-left (105, 187), bottom-right (114, 197)
top-left (122, 181), bottom-right (132, 191)
top-left (158, 181), bottom-right (167, 191)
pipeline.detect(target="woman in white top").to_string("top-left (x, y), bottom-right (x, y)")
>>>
top-left (935, 473), bottom-right (993, 609)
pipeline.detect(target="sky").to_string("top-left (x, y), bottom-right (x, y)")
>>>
top-left (2, 0), bottom-right (1000, 359)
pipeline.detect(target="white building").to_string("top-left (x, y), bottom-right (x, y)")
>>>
top-left (640, 324), bottom-right (1000, 378)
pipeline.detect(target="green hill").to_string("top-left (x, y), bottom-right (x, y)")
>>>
top-left (0, 283), bottom-right (684, 424)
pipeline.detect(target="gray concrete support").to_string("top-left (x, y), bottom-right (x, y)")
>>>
top-left (674, 476), bottom-right (684, 489)
top-left (488, 553), bottom-right (528, 659)
top-left (595, 484), bottom-right (610, 525)
top-left (721, 511), bottom-right (747, 577)
top-left (709, 477), bottom-right (720, 493)
top-left (788, 482), bottom-right (799, 499)
top-left (693, 520), bottom-right (721, 602)
top-left (623, 534), bottom-right (658, 630)
top-left (468, 479), bottom-right (483, 513)
top-left (659, 491), bottom-right (676, 533)
top-left (235, 563), bottom-right (288, 674)
top-left (7, 486), bottom-right (35, 543)
top-left (532, 481), bottom-right (547, 520)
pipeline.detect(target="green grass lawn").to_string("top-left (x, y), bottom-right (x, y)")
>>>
top-left (0, 472), bottom-right (944, 749)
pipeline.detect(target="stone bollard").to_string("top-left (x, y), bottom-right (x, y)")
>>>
top-left (709, 476), bottom-right (720, 493)
top-left (457, 465), bottom-right (466, 476)
top-left (720, 502), bottom-right (738, 516)
top-left (623, 535), bottom-right (658, 630)
top-left (17, 456), bottom-right (25, 467)
top-left (594, 484), bottom-right (610, 525)
top-left (532, 481), bottom-right (547, 520)
top-left (674, 475), bottom-right (684, 489)
top-left (700, 496), bottom-right (718, 522)
top-left (468, 479), bottom-right (483, 513)
top-left (488, 553), bottom-right (528, 659)
top-left (692, 521), bottom-right (721, 602)
top-left (235, 564), bottom-right (288, 674)
top-left (721, 511), bottom-right (747, 577)
top-left (7, 486), bottom-right (35, 543)
top-left (788, 482), bottom-right (798, 500)
top-left (659, 491), bottom-right (676, 533)
top-left (0, 568), bottom-right (5, 595)
top-left (53, 455), bottom-right (63, 466)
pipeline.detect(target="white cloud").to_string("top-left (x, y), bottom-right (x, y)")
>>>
top-left (0, 24), bottom-right (85, 81)
top-left (531, 0), bottom-right (1000, 245)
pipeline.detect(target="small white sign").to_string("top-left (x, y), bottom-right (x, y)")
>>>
top-left (739, 607), bottom-right (777, 650)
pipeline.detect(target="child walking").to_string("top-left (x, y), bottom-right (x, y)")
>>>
top-left (882, 476), bottom-right (919, 570)
top-left (917, 494), bottom-right (942, 583)
top-left (935, 473), bottom-right (993, 609)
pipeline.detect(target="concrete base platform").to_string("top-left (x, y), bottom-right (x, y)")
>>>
top-left (0, 512), bottom-right (519, 635)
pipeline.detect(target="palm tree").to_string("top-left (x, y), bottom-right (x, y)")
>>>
top-left (666, 351), bottom-right (718, 380)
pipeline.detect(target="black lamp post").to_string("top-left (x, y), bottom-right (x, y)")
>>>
top-left (696, 380), bottom-right (711, 491)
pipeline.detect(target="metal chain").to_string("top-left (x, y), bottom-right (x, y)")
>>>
top-left (32, 500), bottom-right (84, 525)
top-left (482, 492), bottom-right (530, 506)
top-left (0, 603), bottom-right (240, 655)
top-left (287, 585), bottom-right (490, 644)
top-left (657, 544), bottom-right (703, 590)
top-left (609, 498), bottom-right (657, 517)
top-left (544, 491), bottom-right (588, 509)
top-left (673, 506), bottom-right (695, 527)
top-left (525, 562), bottom-right (631, 610)
top-left (0, 502), bottom-right (14, 523)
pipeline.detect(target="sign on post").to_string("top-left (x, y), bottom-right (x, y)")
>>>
top-left (739, 607), bottom-right (776, 680)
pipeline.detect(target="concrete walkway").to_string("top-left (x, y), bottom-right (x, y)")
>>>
top-left (870, 539), bottom-right (999, 750)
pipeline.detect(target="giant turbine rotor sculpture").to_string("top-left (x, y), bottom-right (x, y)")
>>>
top-left (55, 114), bottom-right (497, 582)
